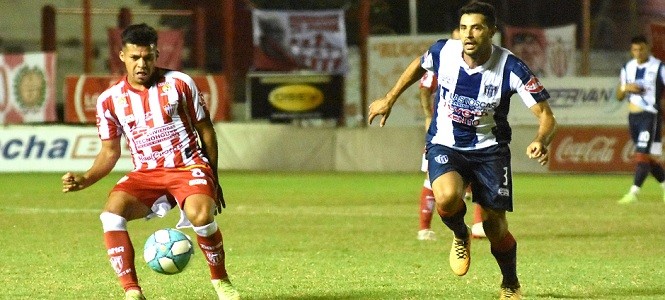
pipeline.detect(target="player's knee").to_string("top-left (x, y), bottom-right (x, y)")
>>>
top-left (99, 211), bottom-right (127, 232)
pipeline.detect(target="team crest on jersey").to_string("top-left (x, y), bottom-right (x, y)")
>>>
top-left (163, 103), bottom-right (176, 116)
top-left (483, 84), bottom-right (498, 98)
top-left (524, 76), bottom-right (544, 93)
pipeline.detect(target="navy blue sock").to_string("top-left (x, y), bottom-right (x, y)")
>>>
top-left (634, 162), bottom-right (650, 187)
top-left (491, 241), bottom-right (519, 287)
top-left (650, 161), bottom-right (665, 182)
top-left (441, 203), bottom-right (468, 239)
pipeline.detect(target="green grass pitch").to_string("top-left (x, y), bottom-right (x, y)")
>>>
top-left (2, 172), bottom-right (665, 299)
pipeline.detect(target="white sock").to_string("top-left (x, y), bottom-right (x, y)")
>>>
top-left (629, 185), bottom-right (640, 195)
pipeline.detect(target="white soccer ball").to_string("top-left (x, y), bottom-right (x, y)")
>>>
top-left (143, 228), bottom-right (194, 275)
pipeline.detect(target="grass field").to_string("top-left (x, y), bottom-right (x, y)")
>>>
top-left (2, 172), bottom-right (665, 300)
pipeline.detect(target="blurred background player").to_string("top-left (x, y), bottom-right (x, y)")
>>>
top-left (417, 28), bottom-right (485, 241)
top-left (617, 35), bottom-right (665, 204)
top-left (61, 23), bottom-right (239, 300)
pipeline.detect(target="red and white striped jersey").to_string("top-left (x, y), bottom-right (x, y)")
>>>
top-left (95, 69), bottom-right (211, 170)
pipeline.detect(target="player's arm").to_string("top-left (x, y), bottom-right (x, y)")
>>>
top-left (368, 57), bottom-right (426, 127)
top-left (419, 86), bottom-right (434, 130)
top-left (526, 101), bottom-right (557, 166)
top-left (62, 138), bottom-right (121, 192)
top-left (194, 117), bottom-right (224, 213)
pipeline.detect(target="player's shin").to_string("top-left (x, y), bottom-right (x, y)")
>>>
top-left (193, 221), bottom-right (229, 280)
top-left (439, 202), bottom-right (468, 239)
top-left (490, 231), bottom-right (519, 287)
top-left (100, 212), bottom-right (141, 293)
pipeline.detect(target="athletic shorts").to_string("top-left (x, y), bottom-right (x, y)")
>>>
top-left (629, 111), bottom-right (662, 155)
top-left (426, 143), bottom-right (514, 211)
top-left (111, 164), bottom-right (217, 209)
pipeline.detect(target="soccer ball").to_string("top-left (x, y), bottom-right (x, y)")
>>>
top-left (143, 228), bottom-right (194, 275)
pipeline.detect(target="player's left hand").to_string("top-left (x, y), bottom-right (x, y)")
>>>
top-left (214, 183), bottom-right (226, 215)
top-left (526, 142), bottom-right (549, 166)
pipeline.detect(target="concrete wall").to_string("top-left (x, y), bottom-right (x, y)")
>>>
top-left (216, 123), bottom-right (547, 173)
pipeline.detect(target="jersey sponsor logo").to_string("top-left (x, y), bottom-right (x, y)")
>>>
top-left (189, 178), bottom-right (208, 186)
top-left (524, 76), bottom-right (544, 93)
top-left (159, 83), bottom-right (172, 96)
top-left (434, 154), bottom-right (448, 164)
top-left (114, 95), bottom-right (129, 108)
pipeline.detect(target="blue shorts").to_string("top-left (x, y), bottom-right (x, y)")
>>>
top-left (629, 111), bottom-right (662, 154)
top-left (426, 144), bottom-right (514, 211)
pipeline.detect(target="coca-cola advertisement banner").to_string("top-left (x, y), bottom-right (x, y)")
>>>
top-left (549, 126), bottom-right (635, 173)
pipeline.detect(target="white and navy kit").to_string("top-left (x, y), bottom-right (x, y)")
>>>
top-left (620, 55), bottom-right (665, 154)
top-left (421, 39), bottom-right (550, 211)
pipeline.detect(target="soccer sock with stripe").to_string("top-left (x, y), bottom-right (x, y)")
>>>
top-left (419, 186), bottom-right (435, 230)
top-left (103, 231), bottom-right (140, 292)
top-left (491, 231), bottom-right (519, 287)
top-left (100, 212), bottom-right (141, 293)
top-left (440, 202), bottom-right (468, 239)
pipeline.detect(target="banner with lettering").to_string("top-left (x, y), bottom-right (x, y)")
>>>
top-left (252, 9), bottom-right (348, 74)
top-left (0, 52), bottom-right (57, 124)
top-left (549, 126), bottom-right (634, 173)
top-left (508, 76), bottom-right (626, 126)
top-left (107, 28), bottom-right (184, 74)
top-left (504, 24), bottom-right (577, 78)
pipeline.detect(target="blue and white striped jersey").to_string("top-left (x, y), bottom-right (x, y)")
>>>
top-left (421, 39), bottom-right (550, 151)
top-left (619, 55), bottom-right (665, 114)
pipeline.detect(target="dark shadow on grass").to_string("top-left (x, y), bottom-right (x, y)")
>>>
top-left (535, 287), bottom-right (665, 299)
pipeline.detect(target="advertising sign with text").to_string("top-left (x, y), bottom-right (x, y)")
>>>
top-left (549, 126), bottom-right (635, 173)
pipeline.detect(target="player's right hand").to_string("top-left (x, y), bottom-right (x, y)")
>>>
top-left (61, 172), bottom-right (84, 193)
top-left (368, 98), bottom-right (392, 127)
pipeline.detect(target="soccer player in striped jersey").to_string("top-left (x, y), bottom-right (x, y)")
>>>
top-left (417, 69), bottom-right (485, 241)
top-left (368, 2), bottom-right (556, 299)
top-left (617, 35), bottom-right (665, 204)
top-left (61, 23), bottom-right (239, 300)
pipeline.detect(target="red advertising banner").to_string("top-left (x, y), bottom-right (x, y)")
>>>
top-left (107, 28), bottom-right (184, 74)
top-left (64, 74), bottom-right (231, 123)
top-left (0, 52), bottom-right (57, 124)
top-left (650, 23), bottom-right (665, 61)
top-left (549, 126), bottom-right (635, 172)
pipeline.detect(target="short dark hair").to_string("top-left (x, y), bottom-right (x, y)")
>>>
top-left (121, 23), bottom-right (158, 46)
top-left (459, 1), bottom-right (497, 29)
top-left (631, 35), bottom-right (648, 45)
